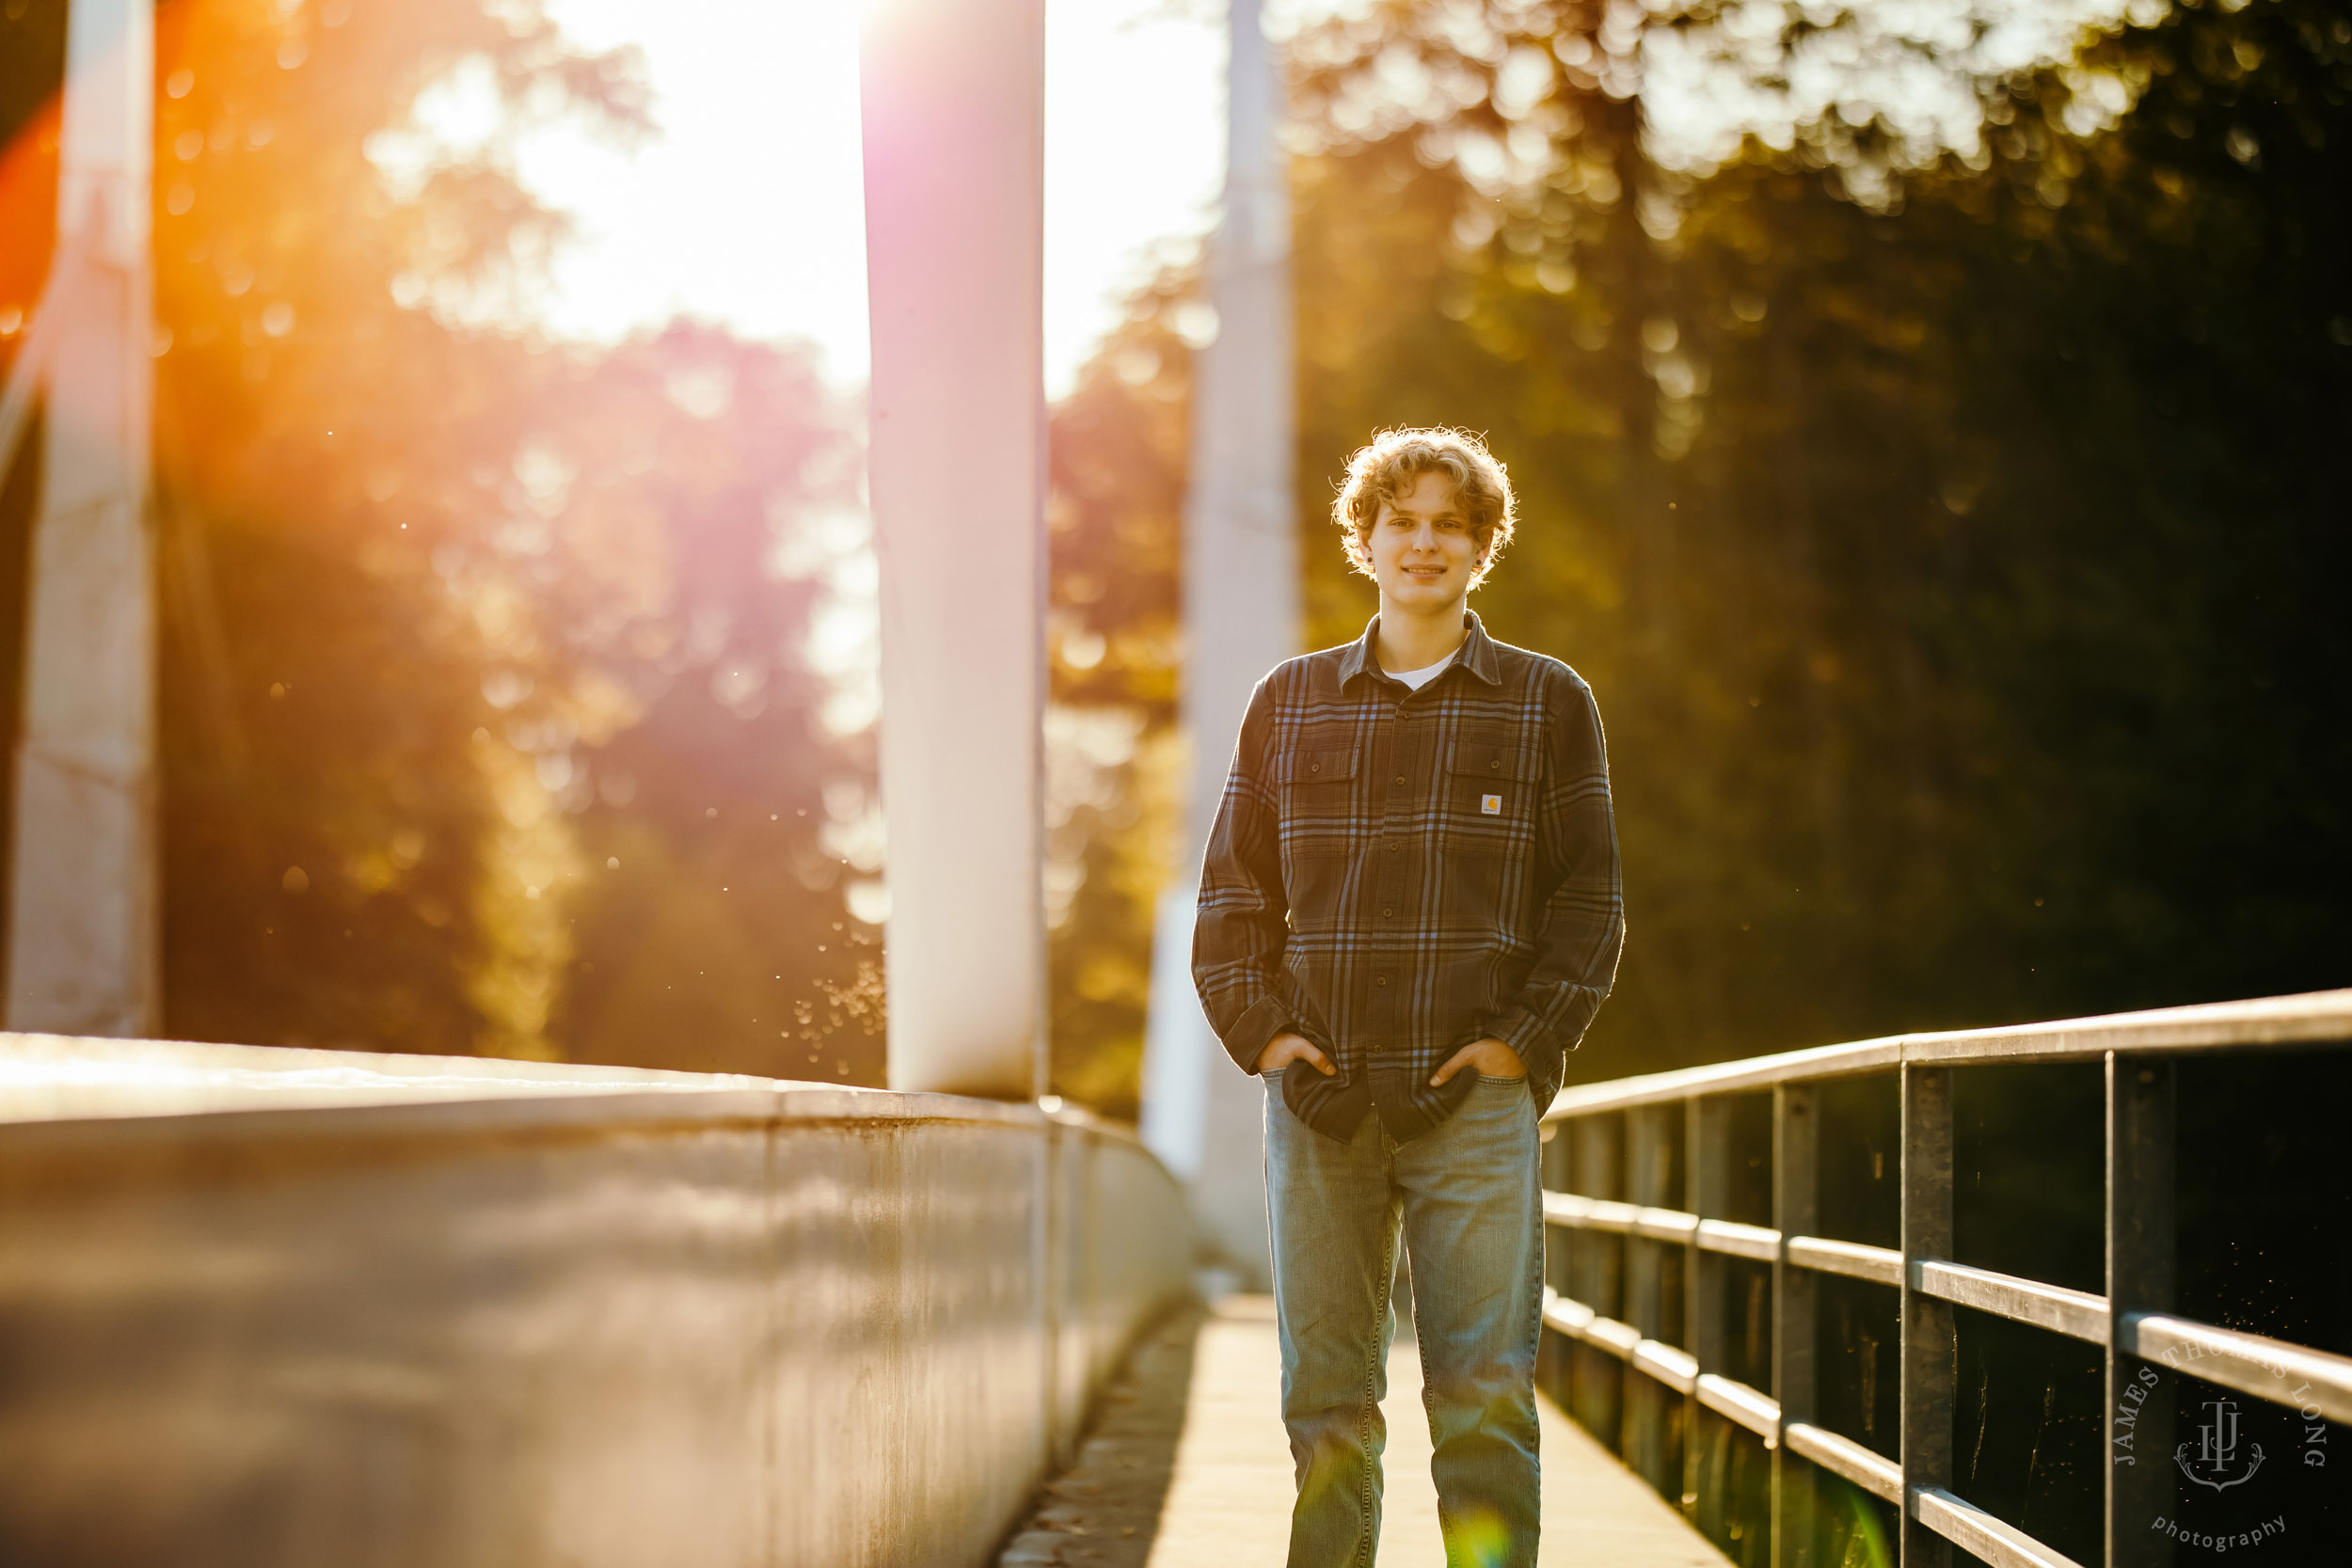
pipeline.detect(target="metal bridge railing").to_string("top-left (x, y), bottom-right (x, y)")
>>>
top-left (0, 1032), bottom-right (1193, 1566)
top-left (1535, 990), bottom-right (2352, 1568)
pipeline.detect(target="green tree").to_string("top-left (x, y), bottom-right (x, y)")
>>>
top-left (1044, 0), bottom-right (2350, 1106)
top-left (1290, 0), bottom-right (2352, 1077)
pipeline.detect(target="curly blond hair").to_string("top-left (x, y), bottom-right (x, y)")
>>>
top-left (1330, 427), bottom-right (1517, 587)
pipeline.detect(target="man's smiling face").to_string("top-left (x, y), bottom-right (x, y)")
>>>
top-left (1368, 469), bottom-right (1485, 615)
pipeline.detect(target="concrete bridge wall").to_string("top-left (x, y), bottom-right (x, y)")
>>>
top-left (0, 1037), bottom-right (1193, 1567)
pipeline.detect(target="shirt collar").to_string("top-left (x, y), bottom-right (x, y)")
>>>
top-left (1339, 609), bottom-right (1504, 690)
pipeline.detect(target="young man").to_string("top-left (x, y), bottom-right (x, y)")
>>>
top-left (1191, 427), bottom-right (1623, 1567)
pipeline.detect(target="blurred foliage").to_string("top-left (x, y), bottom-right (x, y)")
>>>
top-left (8, 0), bottom-right (2346, 1113)
top-left (1046, 0), bottom-right (2351, 1101)
top-left (2, 0), bottom-right (882, 1079)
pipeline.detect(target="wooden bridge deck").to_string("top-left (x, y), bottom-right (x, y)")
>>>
top-left (998, 1295), bottom-right (1734, 1567)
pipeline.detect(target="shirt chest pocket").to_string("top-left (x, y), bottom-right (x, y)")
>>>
top-left (1444, 732), bottom-right (1539, 857)
top-left (1280, 741), bottom-right (1359, 860)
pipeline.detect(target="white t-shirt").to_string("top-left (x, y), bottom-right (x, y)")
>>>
top-left (1386, 653), bottom-right (1454, 691)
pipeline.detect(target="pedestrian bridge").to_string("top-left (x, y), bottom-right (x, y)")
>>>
top-left (1, 991), bottom-right (2345, 1567)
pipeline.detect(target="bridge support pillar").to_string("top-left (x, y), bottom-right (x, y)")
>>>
top-left (1136, 0), bottom-right (1298, 1287)
top-left (859, 0), bottom-right (1048, 1101)
top-left (6, 0), bottom-right (158, 1037)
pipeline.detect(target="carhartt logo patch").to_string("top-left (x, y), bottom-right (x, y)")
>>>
top-left (1481, 794), bottom-right (1502, 815)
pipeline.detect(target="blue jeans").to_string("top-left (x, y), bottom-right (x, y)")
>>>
top-left (1263, 1069), bottom-right (1545, 1568)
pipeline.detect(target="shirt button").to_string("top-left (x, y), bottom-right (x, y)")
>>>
top-left (1394, 776), bottom-right (1406, 786)
top-left (1382, 907), bottom-right (1394, 919)
top-left (1489, 758), bottom-right (1502, 771)
top-left (1374, 975), bottom-right (1390, 988)
top-left (1387, 841), bottom-right (1401, 854)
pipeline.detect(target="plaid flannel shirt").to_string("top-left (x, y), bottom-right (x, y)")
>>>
top-left (1191, 611), bottom-right (1624, 1141)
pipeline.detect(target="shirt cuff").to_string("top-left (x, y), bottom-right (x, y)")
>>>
top-left (1490, 1005), bottom-right (1565, 1082)
top-left (1222, 996), bottom-right (1294, 1075)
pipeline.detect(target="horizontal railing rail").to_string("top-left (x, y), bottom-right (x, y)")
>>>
top-left (1536, 989), bottom-right (2352, 1568)
top-left (1543, 990), bottom-right (2350, 1118)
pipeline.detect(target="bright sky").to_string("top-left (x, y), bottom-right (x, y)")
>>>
top-left (509, 0), bottom-right (1228, 399)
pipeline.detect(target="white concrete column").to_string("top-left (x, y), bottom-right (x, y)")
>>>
top-left (1138, 0), bottom-right (1298, 1283)
top-left (6, 0), bottom-right (158, 1037)
top-left (860, 0), bottom-right (1048, 1100)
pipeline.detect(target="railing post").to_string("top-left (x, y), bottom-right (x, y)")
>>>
top-left (1899, 1065), bottom-right (1954, 1567)
top-left (1569, 1112), bottom-right (1622, 1311)
top-left (1541, 1119), bottom-right (1570, 1299)
top-left (1626, 1104), bottom-right (1675, 1493)
top-left (1569, 1111), bottom-right (1624, 1440)
top-left (2106, 1053), bottom-right (2176, 1568)
top-left (1684, 1095), bottom-right (1727, 1523)
top-left (1772, 1084), bottom-right (1819, 1568)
